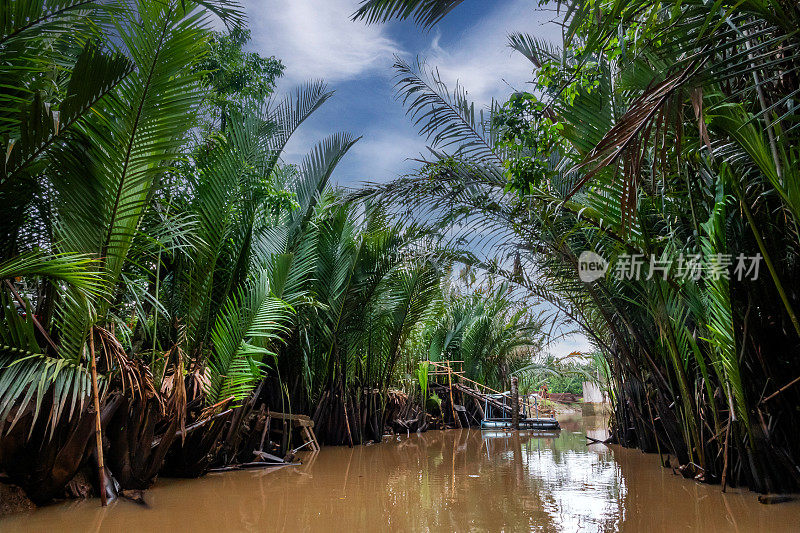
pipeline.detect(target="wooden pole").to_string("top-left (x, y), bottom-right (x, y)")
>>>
top-left (258, 413), bottom-right (271, 452)
top-left (447, 362), bottom-right (461, 428)
top-left (761, 374), bottom-right (800, 404)
top-left (342, 394), bottom-right (354, 448)
top-left (473, 396), bottom-right (485, 421)
top-left (511, 376), bottom-right (520, 430)
top-left (721, 415), bottom-right (732, 492)
top-left (89, 329), bottom-right (107, 506)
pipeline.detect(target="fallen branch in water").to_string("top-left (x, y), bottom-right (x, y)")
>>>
top-left (120, 489), bottom-right (148, 507)
top-left (208, 462), bottom-right (299, 473)
top-left (758, 494), bottom-right (795, 504)
top-left (253, 450), bottom-right (285, 463)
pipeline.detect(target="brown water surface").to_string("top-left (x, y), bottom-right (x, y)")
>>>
top-left (2, 414), bottom-right (799, 531)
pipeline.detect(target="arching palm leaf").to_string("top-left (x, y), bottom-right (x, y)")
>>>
top-left (352, 0), bottom-right (464, 28)
top-left (205, 270), bottom-right (292, 406)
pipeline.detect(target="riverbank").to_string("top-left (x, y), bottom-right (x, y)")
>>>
top-left (0, 399), bottom-right (581, 517)
top-left (3, 414), bottom-right (799, 531)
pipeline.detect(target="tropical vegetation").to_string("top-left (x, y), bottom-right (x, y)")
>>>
top-left (4, 0), bottom-right (795, 507)
top-left (0, 0), bottom-right (549, 505)
top-left (414, 280), bottom-right (546, 391)
top-left (353, 0), bottom-right (800, 493)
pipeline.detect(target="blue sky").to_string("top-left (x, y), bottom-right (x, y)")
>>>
top-left (243, 0), bottom-right (591, 356)
top-left (245, 0), bottom-right (564, 186)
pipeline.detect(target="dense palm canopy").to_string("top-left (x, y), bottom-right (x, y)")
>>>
top-left (5, 0), bottom-right (794, 506)
top-left (353, 0), bottom-right (800, 493)
top-left (419, 281), bottom-right (545, 391)
top-left (0, 0), bottom-right (549, 503)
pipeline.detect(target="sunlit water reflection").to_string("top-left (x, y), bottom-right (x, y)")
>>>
top-left (2, 414), bottom-right (799, 531)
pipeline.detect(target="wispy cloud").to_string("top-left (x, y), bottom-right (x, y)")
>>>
top-left (247, 0), bottom-right (401, 87)
top-left (548, 334), bottom-right (595, 358)
top-left (279, 107), bottom-right (427, 186)
top-left (342, 130), bottom-right (429, 182)
top-left (422, 1), bottom-right (562, 107)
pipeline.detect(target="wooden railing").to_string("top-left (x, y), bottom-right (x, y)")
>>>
top-left (422, 360), bottom-right (554, 420)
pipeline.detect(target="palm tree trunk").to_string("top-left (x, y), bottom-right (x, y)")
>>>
top-left (88, 329), bottom-right (107, 506)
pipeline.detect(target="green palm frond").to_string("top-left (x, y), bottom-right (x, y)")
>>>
top-left (700, 182), bottom-right (749, 427)
top-left (352, 0), bottom-right (464, 28)
top-left (205, 269), bottom-right (292, 406)
top-left (0, 251), bottom-right (104, 299)
top-left (192, 0), bottom-right (245, 30)
top-left (2, 42), bottom-right (133, 184)
top-left (0, 351), bottom-right (101, 439)
top-left (181, 105), bottom-right (279, 338)
top-left (286, 132), bottom-right (360, 237)
top-left (0, 0), bottom-right (100, 46)
top-left (394, 57), bottom-right (500, 163)
top-left (507, 32), bottom-right (560, 69)
top-left (42, 0), bottom-right (213, 363)
top-left (380, 260), bottom-right (441, 352)
top-left (1, 252), bottom-right (103, 364)
top-left (709, 102), bottom-right (800, 224)
top-left (1, 291), bottom-right (40, 354)
top-left (267, 81), bottom-right (335, 164)
top-left (53, 0), bottom-right (210, 297)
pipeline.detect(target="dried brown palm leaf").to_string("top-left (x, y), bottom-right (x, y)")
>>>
top-left (160, 344), bottom-right (188, 442)
top-left (198, 395), bottom-right (235, 421)
top-left (94, 326), bottom-right (159, 410)
top-left (185, 367), bottom-right (208, 404)
top-left (566, 56), bottom-right (708, 221)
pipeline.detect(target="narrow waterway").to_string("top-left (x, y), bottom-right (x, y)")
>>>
top-left (3, 414), bottom-right (799, 531)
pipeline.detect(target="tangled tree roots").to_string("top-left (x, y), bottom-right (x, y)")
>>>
top-left (161, 409), bottom-right (233, 478)
top-left (0, 395), bottom-right (121, 504)
top-left (105, 395), bottom-right (180, 490)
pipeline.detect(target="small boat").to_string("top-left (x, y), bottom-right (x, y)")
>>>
top-left (480, 429), bottom-right (562, 439)
top-left (480, 417), bottom-right (561, 430)
top-left (477, 392), bottom-right (560, 430)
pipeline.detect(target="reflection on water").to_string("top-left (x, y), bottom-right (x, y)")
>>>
top-left (3, 414), bottom-right (800, 531)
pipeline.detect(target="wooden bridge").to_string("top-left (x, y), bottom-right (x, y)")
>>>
top-left (423, 360), bottom-right (556, 429)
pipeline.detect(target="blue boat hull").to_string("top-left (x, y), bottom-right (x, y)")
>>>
top-left (480, 418), bottom-right (561, 430)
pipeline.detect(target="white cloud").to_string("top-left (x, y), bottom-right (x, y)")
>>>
top-left (423, 1), bottom-right (563, 107)
top-left (343, 131), bottom-right (428, 182)
top-left (246, 0), bottom-right (400, 87)
top-left (548, 334), bottom-right (595, 358)
top-left (280, 123), bottom-right (427, 186)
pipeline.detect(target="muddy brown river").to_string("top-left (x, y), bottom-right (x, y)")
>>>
top-left (2, 414), bottom-right (799, 531)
